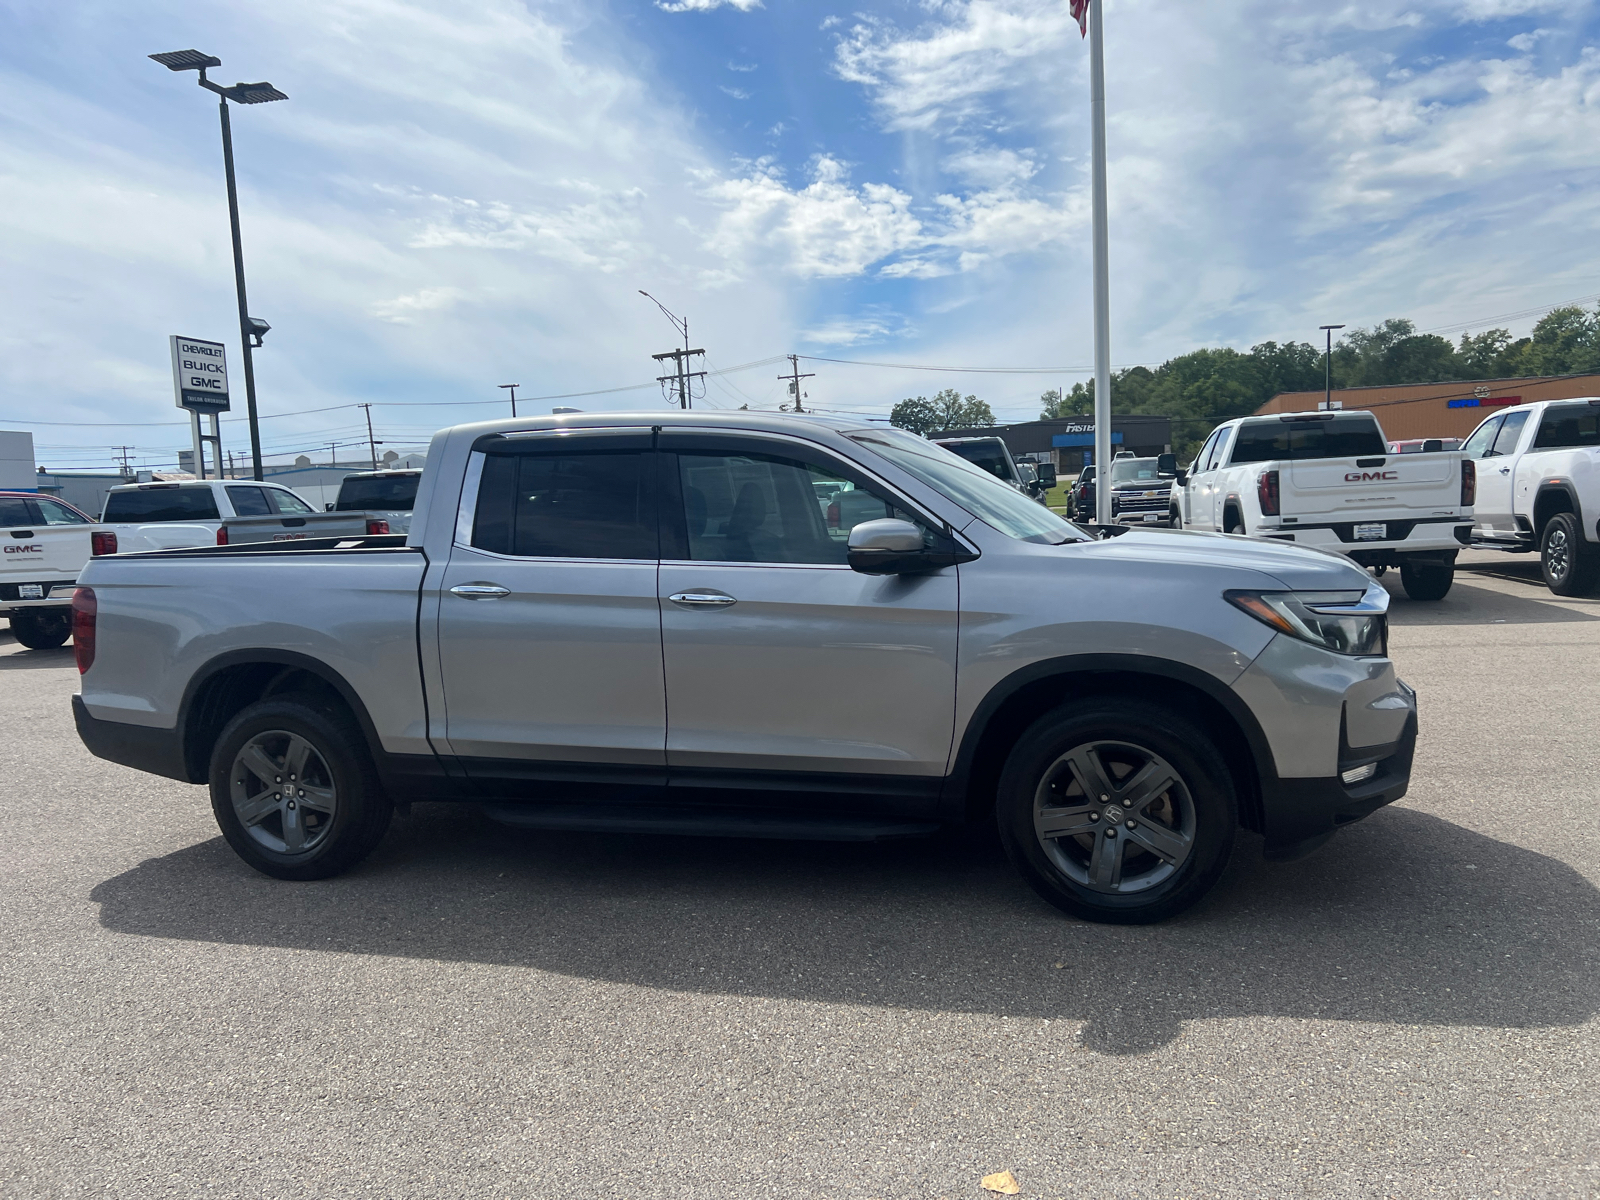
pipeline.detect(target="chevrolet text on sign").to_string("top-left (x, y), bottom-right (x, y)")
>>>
top-left (169, 335), bottom-right (230, 412)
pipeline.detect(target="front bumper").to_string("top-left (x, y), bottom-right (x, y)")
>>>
top-left (1258, 707), bottom-right (1416, 860)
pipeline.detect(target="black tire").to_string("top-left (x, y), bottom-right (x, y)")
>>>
top-left (209, 695), bottom-right (392, 881)
top-left (1399, 561), bottom-right (1453, 601)
top-left (1541, 512), bottom-right (1600, 596)
top-left (1224, 510), bottom-right (1244, 535)
top-left (10, 609), bottom-right (71, 649)
top-left (995, 698), bottom-right (1237, 924)
top-left (1169, 507), bottom-right (1182, 530)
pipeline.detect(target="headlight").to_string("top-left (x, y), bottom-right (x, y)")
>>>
top-left (1225, 584), bottom-right (1388, 656)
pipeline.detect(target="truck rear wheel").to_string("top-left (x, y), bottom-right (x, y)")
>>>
top-left (1541, 512), bottom-right (1599, 596)
top-left (209, 695), bottom-right (392, 881)
top-left (9, 609), bottom-right (71, 649)
top-left (995, 698), bottom-right (1237, 924)
top-left (1399, 561), bottom-right (1454, 601)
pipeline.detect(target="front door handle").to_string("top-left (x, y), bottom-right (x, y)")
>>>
top-left (669, 591), bottom-right (737, 609)
top-left (450, 583), bottom-right (510, 599)
top-left (1499, 467), bottom-right (1510, 475)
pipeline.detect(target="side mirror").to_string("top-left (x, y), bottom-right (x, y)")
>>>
top-left (1157, 452), bottom-right (1178, 477)
top-left (1175, 468), bottom-right (1188, 486)
top-left (324, 503), bottom-right (335, 511)
top-left (848, 519), bottom-right (975, 575)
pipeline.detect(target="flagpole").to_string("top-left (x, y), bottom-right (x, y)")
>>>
top-left (1088, 0), bottom-right (1113, 524)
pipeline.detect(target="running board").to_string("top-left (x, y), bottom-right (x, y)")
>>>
top-left (480, 802), bottom-right (940, 842)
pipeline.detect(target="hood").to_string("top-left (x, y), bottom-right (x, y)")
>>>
top-left (1110, 478), bottom-right (1174, 492)
top-left (1079, 527), bottom-right (1374, 592)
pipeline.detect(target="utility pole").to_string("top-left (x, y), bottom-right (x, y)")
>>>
top-left (360, 403), bottom-right (380, 469)
top-left (498, 383), bottom-right (520, 417)
top-left (113, 446), bottom-right (135, 478)
top-left (653, 346), bottom-right (706, 409)
top-left (1319, 325), bottom-right (1345, 410)
top-left (639, 291), bottom-right (704, 409)
top-left (779, 354), bottom-right (815, 413)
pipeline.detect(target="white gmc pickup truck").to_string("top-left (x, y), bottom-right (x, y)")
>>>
top-left (1171, 410), bottom-right (1474, 601)
top-left (72, 411), bottom-right (1419, 924)
top-left (1460, 398), bottom-right (1600, 595)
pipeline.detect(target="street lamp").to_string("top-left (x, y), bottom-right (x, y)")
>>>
top-left (149, 49), bottom-right (287, 482)
top-left (639, 290), bottom-right (702, 410)
top-left (1319, 324), bottom-right (1346, 411)
top-left (498, 383), bottom-right (520, 418)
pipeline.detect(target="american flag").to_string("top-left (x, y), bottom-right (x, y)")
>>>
top-left (1070, 0), bottom-right (1090, 37)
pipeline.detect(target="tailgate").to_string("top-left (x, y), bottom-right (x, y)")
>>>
top-left (1284, 453), bottom-right (1460, 519)
top-left (223, 512), bottom-right (370, 543)
top-left (2, 525), bottom-right (91, 585)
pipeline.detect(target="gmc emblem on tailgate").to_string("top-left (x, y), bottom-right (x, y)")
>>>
top-left (1345, 470), bottom-right (1398, 482)
top-left (3, 544), bottom-right (42, 553)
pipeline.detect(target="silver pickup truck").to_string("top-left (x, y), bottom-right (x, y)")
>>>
top-left (71, 412), bottom-right (1418, 924)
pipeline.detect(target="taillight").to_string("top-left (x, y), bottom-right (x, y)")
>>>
top-left (366, 519), bottom-right (390, 536)
top-left (216, 526), bottom-right (228, 546)
top-left (91, 531), bottom-right (117, 556)
top-left (1461, 458), bottom-right (1476, 507)
top-left (826, 502), bottom-right (840, 529)
top-left (71, 587), bottom-right (96, 674)
top-left (1257, 469), bottom-right (1280, 517)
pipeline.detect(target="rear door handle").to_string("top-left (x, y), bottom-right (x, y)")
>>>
top-left (669, 591), bottom-right (737, 609)
top-left (450, 583), bottom-right (510, 599)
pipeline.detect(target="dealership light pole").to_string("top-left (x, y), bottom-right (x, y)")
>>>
top-left (149, 50), bottom-right (286, 481)
top-left (1320, 324), bottom-right (1345, 411)
top-left (498, 383), bottom-right (521, 417)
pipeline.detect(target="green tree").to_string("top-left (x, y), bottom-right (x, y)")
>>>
top-left (1039, 387), bottom-right (1091, 419)
top-left (892, 388), bottom-right (995, 435)
top-left (1522, 305), bottom-right (1600, 375)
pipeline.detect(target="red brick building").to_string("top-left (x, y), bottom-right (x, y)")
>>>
top-left (1256, 374), bottom-right (1600, 441)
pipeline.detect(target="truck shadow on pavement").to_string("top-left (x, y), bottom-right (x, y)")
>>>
top-left (1382, 574), bottom-right (1599, 626)
top-left (89, 803), bottom-right (1598, 1055)
top-left (0, 644), bottom-right (77, 669)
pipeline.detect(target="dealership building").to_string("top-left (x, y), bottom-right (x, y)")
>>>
top-left (929, 414), bottom-right (1173, 473)
top-left (1257, 373), bottom-right (1600, 441)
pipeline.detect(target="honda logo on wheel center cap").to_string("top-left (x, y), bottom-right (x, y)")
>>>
top-left (1102, 805), bottom-right (1127, 825)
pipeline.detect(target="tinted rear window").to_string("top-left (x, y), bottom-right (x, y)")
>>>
top-left (1532, 403), bottom-right (1600, 450)
top-left (472, 452), bottom-right (653, 559)
top-left (940, 442), bottom-right (1011, 480)
top-left (336, 475), bottom-right (420, 511)
top-left (1228, 416), bottom-right (1387, 464)
top-left (103, 488), bottom-right (221, 522)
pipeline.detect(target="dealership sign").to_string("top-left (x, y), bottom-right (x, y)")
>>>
top-left (169, 335), bottom-right (231, 413)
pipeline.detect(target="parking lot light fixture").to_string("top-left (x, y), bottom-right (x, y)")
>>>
top-left (1319, 324), bottom-right (1346, 411)
top-left (149, 49), bottom-right (287, 481)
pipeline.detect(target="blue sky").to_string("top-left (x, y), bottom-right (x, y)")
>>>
top-left (2, 0), bottom-right (1598, 470)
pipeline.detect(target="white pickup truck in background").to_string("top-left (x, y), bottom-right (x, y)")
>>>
top-left (0, 491), bottom-right (104, 648)
top-left (98, 479), bottom-right (319, 553)
top-left (1172, 410), bottom-right (1474, 601)
top-left (1461, 397), bottom-right (1600, 595)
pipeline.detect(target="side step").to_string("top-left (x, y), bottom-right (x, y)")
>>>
top-left (480, 802), bottom-right (940, 843)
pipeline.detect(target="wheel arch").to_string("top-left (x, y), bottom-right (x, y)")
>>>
top-left (1222, 497), bottom-right (1244, 533)
top-left (946, 654), bottom-right (1275, 833)
top-left (176, 650), bottom-right (385, 784)
top-left (1532, 480), bottom-right (1582, 542)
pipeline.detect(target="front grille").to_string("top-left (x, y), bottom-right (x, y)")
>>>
top-left (1114, 493), bottom-right (1168, 513)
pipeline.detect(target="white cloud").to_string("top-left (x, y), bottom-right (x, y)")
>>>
top-left (372, 286), bottom-right (465, 324)
top-left (727, 60), bottom-right (759, 72)
top-left (719, 85), bottom-right (752, 100)
top-left (801, 311), bottom-right (914, 346)
top-left (940, 145), bottom-right (1038, 188)
top-left (656, 0), bottom-right (762, 11)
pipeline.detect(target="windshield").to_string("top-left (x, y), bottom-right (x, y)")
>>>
top-left (850, 429), bottom-right (1085, 543)
top-left (336, 474), bottom-right (420, 511)
top-left (1109, 458), bottom-right (1162, 484)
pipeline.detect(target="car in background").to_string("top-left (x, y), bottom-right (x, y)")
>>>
top-left (1068, 464), bottom-right (1097, 520)
top-left (932, 436), bottom-right (1028, 494)
top-left (1390, 438), bottom-right (1463, 454)
top-left (1107, 454), bottom-right (1180, 527)
top-left (99, 479), bottom-right (319, 554)
top-left (329, 468), bottom-right (423, 536)
top-left (0, 491), bottom-right (101, 649)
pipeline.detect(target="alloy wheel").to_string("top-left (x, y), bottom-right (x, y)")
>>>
top-left (229, 730), bottom-right (339, 856)
top-left (1546, 526), bottom-right (1570, 582)
top-left (1032, 739), bottom-right (1196, 894)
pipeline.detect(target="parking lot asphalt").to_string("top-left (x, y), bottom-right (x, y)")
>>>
top-left (1, 548), bottom-right (1596, 1199)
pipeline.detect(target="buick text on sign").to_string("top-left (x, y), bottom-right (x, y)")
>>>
top-left (169, 335), bottom-right (231, 413)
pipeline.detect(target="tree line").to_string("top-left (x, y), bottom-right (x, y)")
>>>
top-left (890, 305), bottom-right (1600, 456)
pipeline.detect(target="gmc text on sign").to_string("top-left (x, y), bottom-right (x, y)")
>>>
top-left (169, 336), bottom-right (231, 413)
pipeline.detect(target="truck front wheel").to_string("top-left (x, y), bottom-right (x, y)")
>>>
top-left (209, 695), bottom-right (393, 881)
top-left (995, 699), bottom-right (1237, 924)
top-left (1399, 560), bottom-right (1454, 601)
top-left (1541, 512), bottom-right (1599, 596)
top-left (9, 609), bottom-right (71, 649)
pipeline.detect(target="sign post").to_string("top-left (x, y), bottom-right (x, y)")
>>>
top-left (169, 335), bottom-right (230, 479)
